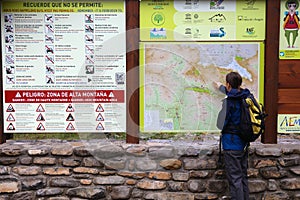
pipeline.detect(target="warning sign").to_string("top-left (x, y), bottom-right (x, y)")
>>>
top-left (36, 113), bottom-right (45, 121)
top-left (15, 92), bottom-right (21, 98)
top-left (37, 123), bottom-right (45, 130)
top-left (36, 104), bottom-right (45, 112)
top-left (6, 104), bottom-right (15, 112)
top-left (6, 114), bottom-right (15, 121)
top-left (66, 113), bottom-right (75, 121)
top-left (66, 104), bottom-right (74, 112)
top-left (96, 123), bottom-right (104, 130)
top-left (66, 122), bottom-right (75, 130)
top-left (96, 104), bottom-right (104, 112)
top-left (7, 123), bottom-right (15, 130)
top-left (96, 113), bottom-right (104, 121)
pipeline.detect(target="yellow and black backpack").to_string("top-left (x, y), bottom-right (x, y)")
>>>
top-left (239, 94), bottom-right (268, 142)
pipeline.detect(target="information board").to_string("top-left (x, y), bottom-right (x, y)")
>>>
top-left (140, 0), bottom-right (266, 41)
top-left (1, 0), bottom-right (126, 133)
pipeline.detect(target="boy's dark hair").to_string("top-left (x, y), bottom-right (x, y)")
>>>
top-left (226, 72), bottom-right (242, 89)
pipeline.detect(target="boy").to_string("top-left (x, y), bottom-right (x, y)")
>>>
top-left (217, 71), bottom-right (250, 200)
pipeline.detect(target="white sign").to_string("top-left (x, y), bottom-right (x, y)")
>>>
top-left (278, 114), bottom-right (300, 133)
top-left (1, 0), bottom-right (126, 133)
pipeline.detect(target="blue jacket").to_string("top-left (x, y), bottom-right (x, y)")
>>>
top-left (220, 85), bottom-right (250, 150)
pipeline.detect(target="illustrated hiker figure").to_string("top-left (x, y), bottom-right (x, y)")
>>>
top-left (283, 0), bottom-right (300, 48)
top-left (216, 72), bottom-right (251, 200)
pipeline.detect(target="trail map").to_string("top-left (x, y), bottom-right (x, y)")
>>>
top-left (140, 42), bottom-right (264, 132)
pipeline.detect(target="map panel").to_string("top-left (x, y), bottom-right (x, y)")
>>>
top-left (140, 42), bottom-right (264, 132)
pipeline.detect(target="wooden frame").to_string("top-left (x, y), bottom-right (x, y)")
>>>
top-left (0, 1), bottom-right (283, 144)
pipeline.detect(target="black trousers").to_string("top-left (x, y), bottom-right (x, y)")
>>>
top-left (223, 150), bottom-right (249, 200)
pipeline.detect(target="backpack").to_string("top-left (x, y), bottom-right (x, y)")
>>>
top-left (238, 94), bottom-right (268, 142)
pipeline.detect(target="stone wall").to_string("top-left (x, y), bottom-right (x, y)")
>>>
top-left (0, 138), bottom-right (299, 200)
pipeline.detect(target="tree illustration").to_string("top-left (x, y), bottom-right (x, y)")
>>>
top-left (154, 14), bottom-right (163, 24)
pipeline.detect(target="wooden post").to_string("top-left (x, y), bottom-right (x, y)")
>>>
top-left (263, 0), bottom-right (279, 144)
top-left (126, 0), bottom-right (139, 144)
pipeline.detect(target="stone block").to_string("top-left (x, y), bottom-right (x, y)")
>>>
top-left (94, 176), bottom-right (125, 185)
top-left (183, 158), bottom-right (217, 170)
top-left (263, 191), bottom-right (289, 200)
top-left (259, 167), bottom-right (288, 179)
top-left (80, 179), bottom-right (92, 185)
top-left (207, 180), bottom-right (227, 193)
top-left (168, 181), bottom-right (185, 192)
top-left (50, 177), bottom-right (79, 188)
top-left (51, 145), bottom-right (73, 156)
top-left (126, 145), bottom-right (147, 157)
top-left (280, 178), bottom-right (300, 190)
top-left (148, 171), bottom-right (172, 180)
top-left (160, 159), bottom-right (182, 170)
top-left (255, 147), bottom-right (282, 157)
top-left (28, 148), bottom-right (49, 156)
top-left (267, 179), bottom-right (278, 191)
top-left (92, 144), bottom-right (124, 159)
top-left (117, 171), bottom-right (147, 179)
top-left (194, 193), bottom-right (218, 200)
top-left (43, 167), bottom-right (70, 176)
top-left (290, 166), bottom-right (300, 175)
top-left (0, 145), bottom-right (23, 156)
top-left (19, 157), bottom-right (33, 165)
top-left (136, 159), bottom-right (157, 171)
top-left (36, 188), bottom-right (64, 197)
top-left (248, 180), bottom-right (267, 193)
top-left (21, 177), bottom-right (46, 190)
top-left (190, 170), bottom-right (211, 178)
top-left (144, 192), bottom-right (194, 200)
top-left (136, 180), bottom-right (166, 190)
top-left (0, 158), bottom-right (17, 165)
top-left (187, 180), bottom-right (206, 193)
top-left (82, 157), bottom-right (104, 167)
top-left (62, 158), bottom-right (81, 167)
top-left (278, 156), bottom-right (300, 167)
top-left (0, 167), bottom-right (9, 175)
top-left (247, 168), bottom-right (259, 178)
top-left (13, 166), bottom-right (41, 176)
top-left (148, 146), bottom-right (175, 159)
top-left (73, 146), bottom-right (91, 156)
top-left (33, 157), bottom-right (56, 165)
top-left (66, 187), bottom-right (105, 199)
top-left (131, 188), bottom-right (143, 198)
top-left (172, 172), bottom-right (190, 181)
top-left (11, 191), bottom-right (34, 200)
top-left (252, 159), bottom-right (277, 168)
top-left (73, 167), bottom-right (98, 175)
top-left (0, 181), bottom-right (19, 193)
top-left (110, 186), bottom-right (132, 200)
top-left (103, 159), bottom-right (126, 170)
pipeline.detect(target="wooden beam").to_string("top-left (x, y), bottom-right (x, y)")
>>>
top-left (263, 0), bottom-right (280, 144)
top-left (126, 0), bottom-right (139, 144)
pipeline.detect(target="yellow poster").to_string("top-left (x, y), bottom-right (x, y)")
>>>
top-left (140, 0), bottom-right (266, 41)
top-left (279, 0), bottom-right (300, 59)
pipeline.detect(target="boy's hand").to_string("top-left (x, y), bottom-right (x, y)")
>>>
top-left (213, 81), bottom-right (223, 90)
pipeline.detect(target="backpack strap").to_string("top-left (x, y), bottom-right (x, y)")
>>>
top-left (217, 135), bottom-right (224, 169)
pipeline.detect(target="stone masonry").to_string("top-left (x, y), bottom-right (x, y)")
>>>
top-left (0, 137), bottom-right (299, 200)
